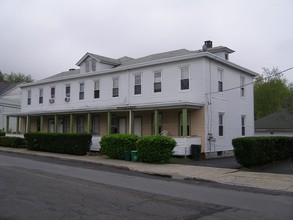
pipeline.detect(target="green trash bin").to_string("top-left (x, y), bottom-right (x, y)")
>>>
top-left (131, 150), bottom-right (138, 162)
top-left (191, 144), bottom-right (201, 161)
top-left (124, 151), bottom-right (131, 161)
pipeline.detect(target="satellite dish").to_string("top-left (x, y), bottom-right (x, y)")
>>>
top-left (202, 44), bottom-right (207, 51)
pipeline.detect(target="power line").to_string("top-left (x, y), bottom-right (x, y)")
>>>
top-left (205, 66), bottom-right (293, 96)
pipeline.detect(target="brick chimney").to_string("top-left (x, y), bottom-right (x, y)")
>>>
top-left (204, 40), bottom-right (213, 49)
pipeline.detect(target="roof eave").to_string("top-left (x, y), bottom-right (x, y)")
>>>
top-left (21, 51), bottom-right (258, 88)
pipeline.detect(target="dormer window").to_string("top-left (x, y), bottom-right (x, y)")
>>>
top-left (85, 60), bottom-right (90, 72)
top-left (91, 59), bottom-right (96, 71)
top-left (225, 53), bottom-right (229, 60)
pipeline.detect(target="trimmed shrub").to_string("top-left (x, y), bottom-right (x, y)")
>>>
top-left (24, 133), bottom-right (92, 155)
top-left (137, 135), bottom-right (176, 163)
top-left (100, 134), bottom-right (139, 159)
top-left (0, 136), bottom-right (25, 148)
top-left (232, 136), bottom-right (293, 167)
top-left (0, 132), bottom-right (6, 137)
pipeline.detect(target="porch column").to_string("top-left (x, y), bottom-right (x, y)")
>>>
top-left (129, 110), bottom-right (134, 134)
top-left (154, 110), bottom-right (159, 135)
top-left (69, 114), bottom-right (73, 133)
top-left (182, 108), bottom-right (188, 137)
top-left (87, 113), bottom-right (92, 134)
top-left (107, 112), bottom-right (111, 134)
top-left (6, 116), bottom-right (9, 133)
top-left (26, 115), bottom-right (31, 133)
top-left (40, 115), bottom-right (44, 132)
top-left (54, 114), bottom-right (57, 133)
top-left (16, 117), bottom-right (19, 134)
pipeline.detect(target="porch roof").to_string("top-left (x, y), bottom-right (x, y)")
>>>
top-left (7, 101), bottom-right (204, 117)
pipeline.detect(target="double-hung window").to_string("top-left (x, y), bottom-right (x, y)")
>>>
top-left (241, 115), bottom-right (246, 136)
top-left (51, 87), bottom-right (55, 99)
top-left (180, 66), bottom-right (189, 90)
top-left (85, 60), bottom-right (90, 72)
top-left (91, 59), bottom-right (96, 72)
top-left (94, 80), bottom-right (100, 99)
top-left (134, 74), bottom-right (142, 95)
top-left (218, 69), bottom-right (223, 92)
top-left (27, 90), bottom-right (31, 105)
top-left (219, 113), bottom-right (224, 136)
top-left (154, 71), bottom-right (161, 93)
top-left (65, 85), bottom-right (70, 98)
top-left (79, 83), bottom-right (84, 100)
top-left (39, 89), bottom-right (43, 104)
top-left (240, 76), bottom-right (245, 97)
top-left (112, 78), bottom-right (119, 97)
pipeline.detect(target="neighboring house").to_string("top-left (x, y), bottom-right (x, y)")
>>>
top-left (7, 41), bottom-right (257, 157)
top-left (0, 81), bottom-right (21, 132)
top-left (255, 112), bottom-right (293, 136)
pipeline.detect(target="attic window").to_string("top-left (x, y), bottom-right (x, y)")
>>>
top-left (225, 53), bottom-right (229, 60)
top-left (92, 59), bottom-right (96, 71)
top-left (85, 61), bottom-right (90, 72)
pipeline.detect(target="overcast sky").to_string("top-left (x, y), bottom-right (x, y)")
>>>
top-left (0, 0), bottom-right (292, 82)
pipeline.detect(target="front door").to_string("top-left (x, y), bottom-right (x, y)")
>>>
top-left (119, 118), bottom-right (126, 134)
top-left (134, 117), bottom-right (142, 136)
top-left (48, 119), bottom-right (54, 133)
top-left (58, 119), bottom-right (63, 133)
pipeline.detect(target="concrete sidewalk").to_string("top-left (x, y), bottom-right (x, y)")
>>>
top-left (1, 147), bottom-right (293, 193)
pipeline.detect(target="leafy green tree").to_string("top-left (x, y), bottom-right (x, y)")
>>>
top-left (0, 71), bottom-right (4, 81)
top-left (0, 71), bottom-right (33, 83)
top-left (254, 67), bottom-right (292, 119)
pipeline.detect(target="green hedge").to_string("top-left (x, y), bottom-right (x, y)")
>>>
top-left (232, 136), bottom-right (293, 167)
top-left (24, 133), bottom-right (92, 155)
top-left (137, 135), bottom-right (176, 163)
top-left (100, 134), bottom-right (138, 159)
top-left (0, 132), bottom-right (6, 137)
top-left (0, 136), bottom-right (26, 148)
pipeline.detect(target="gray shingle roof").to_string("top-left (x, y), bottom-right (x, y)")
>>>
top-left (42, 69), bottom-right (80, 81)
top-left (255, 112), bottom-right (293, 129)
top-left (118, 49), bottom-right (194, 66)
top-left (0, 81), bottom-right (19, 96)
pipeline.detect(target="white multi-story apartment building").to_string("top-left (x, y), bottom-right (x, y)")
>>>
top-left (8, 41), bottom-right (257, 157)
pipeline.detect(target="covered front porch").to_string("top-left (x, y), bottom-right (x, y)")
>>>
top-left (7, 103), bottom-right (204, 155)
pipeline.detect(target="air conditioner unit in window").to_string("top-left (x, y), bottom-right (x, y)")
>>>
top-left (65, 97), bottom-right (70, 102)
top-left (49, 98), bottom-right (55, 103)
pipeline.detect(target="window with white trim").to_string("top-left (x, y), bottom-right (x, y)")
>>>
top-left (94, 80), bottom-right (100, 99)
top-left (85, 60), bottom-right (89, 72)
top-left (39, 89), bottom-right (43, 104)
top-left (112, 78), bottom-right (119, 97)
top-left (27, 90), bottom-right (31, 105)
top-left (134, 74), bottom-right (142, 95)
top-left (79, 83), bottom-right (84, 100)
top-left (154, 71), bottom-right (161, 93)
top-left (218, 69), bottom-right (223, 92)
top-left (91, 59), bottom-right (96, 72)
top-left (65, 85), bottom-right (70, 98)
top-left (219, 113), bottom-right (224, 136)
top-left (240, 76), bottom-right (245, 97)
top-left (51, 87), bottom-right (55, 99)
top-left (180, 66), bottom-right (189, 90)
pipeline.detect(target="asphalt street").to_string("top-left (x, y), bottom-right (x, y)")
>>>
top-left (0, 152), bottom-right (293, 219)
